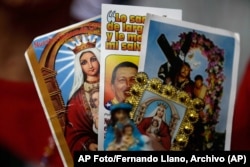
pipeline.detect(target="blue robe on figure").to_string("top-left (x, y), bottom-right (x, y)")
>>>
top-left (103, 103), bottom-right (146, 151)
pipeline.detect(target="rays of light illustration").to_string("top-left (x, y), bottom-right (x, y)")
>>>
top-left (57, 49), bottom-right (74, 55)
top-left (63, 42), bottom-right (76, 50)
top-left (80, 34), bottom-right (88, 43)
top-left (73, 36), bottom-right (81, 45)
top-left (87, 35), bottom-right (93, 41)
top-left (88, 35), bottom-right (99, 42)
top-left (57, 61), bottom-right (74, 74)
top-left (55, 55), bottom-right (74, 63)
top-left (59, 68), bottom-right (74, 89)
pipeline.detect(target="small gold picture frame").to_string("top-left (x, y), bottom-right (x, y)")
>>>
top-left (125, 72), bottom-right (205, 151)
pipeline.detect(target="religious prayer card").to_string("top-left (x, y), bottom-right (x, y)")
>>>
top-left (98, 4), bottom-right (182, 151)
top-left (139, 14), bottom-right (240, 151)
top-left (25, 16), bottom-right (101, 166)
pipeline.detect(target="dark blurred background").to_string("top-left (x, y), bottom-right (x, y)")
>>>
top-left (0, 0), bottom-right (249, 166)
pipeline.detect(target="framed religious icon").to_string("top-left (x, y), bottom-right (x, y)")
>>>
top-left (125, 72), bottom-right (205, 151)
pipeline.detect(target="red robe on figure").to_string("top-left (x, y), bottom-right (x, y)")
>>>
top-left (137, 117), bottom-right (171, 150)
top-left (65, 87), bottom-right (97, 155)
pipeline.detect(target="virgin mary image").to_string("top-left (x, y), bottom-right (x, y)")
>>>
top-left (137, 102), bottom-right (171, 150)
top-left (65, 45), bottom-right (100, 154)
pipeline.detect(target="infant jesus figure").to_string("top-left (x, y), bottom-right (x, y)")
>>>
top-left (146, 119), bottom-right (160, 138)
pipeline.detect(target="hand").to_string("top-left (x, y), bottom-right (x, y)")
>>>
top-left (156, 136), bottom-right (161, 142)
top-left (88, 143), bottom-right (98, 151)
top-left (147, 133), bottom-right (156, 139)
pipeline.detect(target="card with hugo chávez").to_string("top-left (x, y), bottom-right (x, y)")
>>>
top-left (98, 4), bottom-right (182, 151)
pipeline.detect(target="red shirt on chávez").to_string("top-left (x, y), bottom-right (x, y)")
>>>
top-left (0, 79), bottom-right (63, 166)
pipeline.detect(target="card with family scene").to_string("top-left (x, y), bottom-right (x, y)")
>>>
top-left (139, 14), bottom-right (240, 151)
top-left (25, 16), bottom-right (101, 166)
top-left (98, 4), bottom-right (182, 150)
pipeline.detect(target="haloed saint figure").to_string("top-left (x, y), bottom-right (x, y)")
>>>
top-left (65, 42), bottom-right (101, 154)
top-left (137, 103), bottom-right (171, 150)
